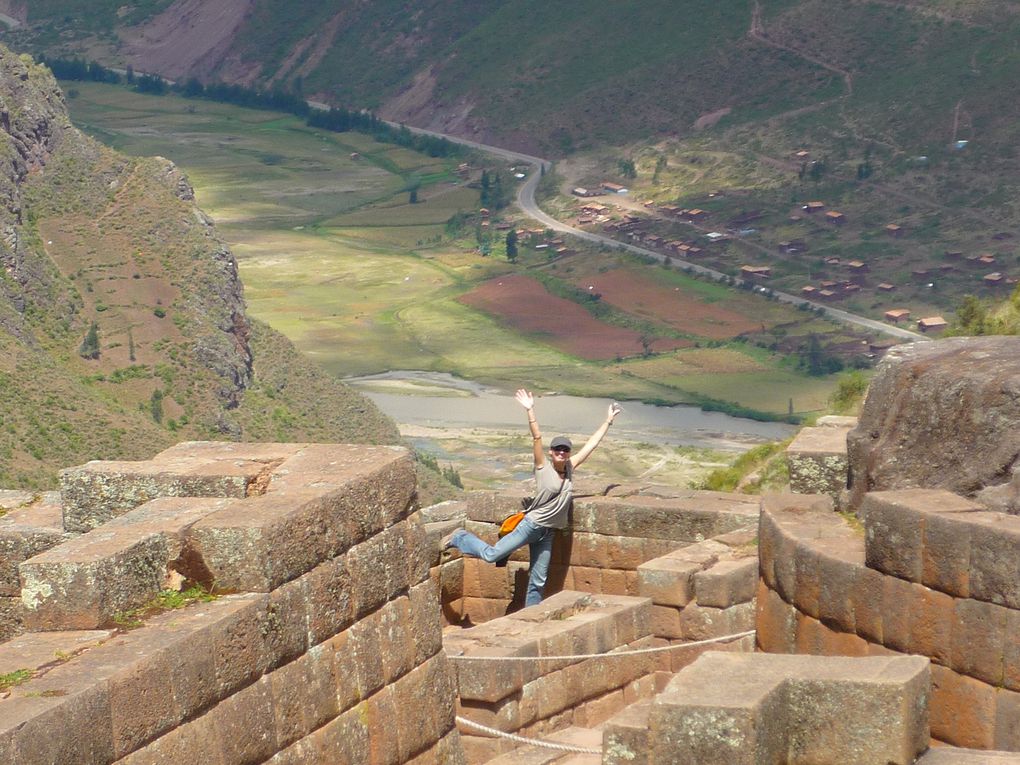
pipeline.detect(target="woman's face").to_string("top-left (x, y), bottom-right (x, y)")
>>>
top-left (549, 445), bottom-right (571, 468)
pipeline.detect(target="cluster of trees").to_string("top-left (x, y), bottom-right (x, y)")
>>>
top-left (40, 57), bottom-right (120, 84)
top-left (40, 55), bottom-right (459, 158)
top-left (479, 170), bottom-right (511, 209)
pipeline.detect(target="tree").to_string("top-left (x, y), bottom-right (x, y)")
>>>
top-left (150, 389), bottom-right (164, 423)
top-left (505, 229), bottom-right (518, 262)
top-left (409, 187), bottom-right (419, 204)
top-left (618, 158), bottom-right (637, 179)
top-left (79, 322), bottom-right (100, 359)
top-left (128, 329), bottom-right (136, 362)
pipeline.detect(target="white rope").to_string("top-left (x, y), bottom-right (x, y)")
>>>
top-left (455, 715), bottom-right (602, 755)
top-left (448, 629), bottom-right (755, 662)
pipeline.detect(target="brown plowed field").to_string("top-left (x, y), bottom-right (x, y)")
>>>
top-left (458, 275), bottom-right (690, 361)
top-left (571, 269), bottom-right (764, 340)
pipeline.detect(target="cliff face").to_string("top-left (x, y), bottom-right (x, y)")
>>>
top-left (0, 45), bottom-right (399, 488)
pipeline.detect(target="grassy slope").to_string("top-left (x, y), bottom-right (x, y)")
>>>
top-left (0, 71), bottom-right (401, 490)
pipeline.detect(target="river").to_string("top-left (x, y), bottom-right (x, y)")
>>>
top-left (346, 371), bottom-right (795, 451)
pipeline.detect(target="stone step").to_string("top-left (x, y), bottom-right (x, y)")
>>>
top-left (483, 726), bottom-right (603, 765)
top-left (917, 748), bottom-right (1020, 764)
top-left (445, 590), bottom-right (653, 704)
top-left (650, 652), bottom-right (929, 764)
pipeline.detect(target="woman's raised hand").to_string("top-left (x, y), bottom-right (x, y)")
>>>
top-left (608, 401), bottom-right (622, 421)
top-left (515, 389), bottom-right (535, 410)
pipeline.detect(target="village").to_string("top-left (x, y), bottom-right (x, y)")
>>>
top-left (564, 160), bottom-right (1015, 340)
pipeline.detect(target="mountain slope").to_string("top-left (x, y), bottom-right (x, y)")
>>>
top-left (0, 46), bottom-right (399, 488)
top-left (5, 0), bottom-right (1020, 161)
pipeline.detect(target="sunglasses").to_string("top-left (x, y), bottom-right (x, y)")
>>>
top-left (551, 446), bottom-right (572, 454)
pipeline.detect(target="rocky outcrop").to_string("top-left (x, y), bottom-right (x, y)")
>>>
top-left (847, 337), bottom-right (1020, 512)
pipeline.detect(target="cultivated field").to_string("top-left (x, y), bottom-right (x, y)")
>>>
top-left (64, 82), bottom-right (846, 423)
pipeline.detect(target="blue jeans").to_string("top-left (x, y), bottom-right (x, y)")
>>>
top-left (450, 516), bottom-right (555, 607)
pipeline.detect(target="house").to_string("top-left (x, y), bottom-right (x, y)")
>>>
top-left (911, 269), bottom-right (930, 282)
top-left (479, 208), bottom-right (490, 218)
top-left (705, 232), bottom-right (726, 242)
top-left (601, 182), bottom-right (627, 194)
top-left (659, 205), bottom-right (683, 216)
top-left (817, 289), bottom-right (837, 300)
top-left (944, 250), bottom-right (963, 260)
top-left (885, 224), bottom-right (904, 238)
top-left (793, 150), bottom-right (811, 160)
top-left (983, 272), bottom-right (1005, 285)
top-left (581, 203), bottom-right (609, 216)
top-left (978, 254), bottom-right (997, 266)
top-left (778, 240), bottom-right (807, 254)
top-left (801, 285), bottom-right (817, 296)
top-left (495, 222), bottom-right (512, 230)
top-left (577, 217), bottom-right (593, 225)
top-left (824, 257), bottom-right (841, 266)
top-left (918, 316), bottom-right (948, 333)
top-left (825, 211), bottom-right (846, 225)
top-left (846, 260), bottom-right (868, 272)
top-left (877, 283), bottom-right (896, 291)
top-left (740, 265), bottom-right (772, 280)
top-left (686, 209), bottom-right (708, 221)
top-left (803, 201), bottom-right (826, 213)
top-left (572, 187), bottom-right (594, 197)
top-left (884, 309), bottom-right (911, 323)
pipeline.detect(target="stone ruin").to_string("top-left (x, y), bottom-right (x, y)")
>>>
top-left (0, 336), bottom-right (1017, 763)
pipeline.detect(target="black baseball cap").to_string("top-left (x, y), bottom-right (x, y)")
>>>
top-left (549, 436), bottom-right (573, 450)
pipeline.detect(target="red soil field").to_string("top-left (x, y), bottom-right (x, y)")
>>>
top-left (571, 269), bottom-right (764, 340)
top-left (458, 275), bottom-right (690, 361)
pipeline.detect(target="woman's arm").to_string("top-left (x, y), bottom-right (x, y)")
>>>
top-left (571, 402), bottom-right (622, 468)
top-left (515, 389), bottom-right (545, 467)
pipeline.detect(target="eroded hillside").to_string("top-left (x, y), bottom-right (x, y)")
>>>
top-left (0, 46), bottom-right (398, 488)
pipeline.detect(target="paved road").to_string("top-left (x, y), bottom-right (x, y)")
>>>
top-left (360, 117), bottom-right (924, 341)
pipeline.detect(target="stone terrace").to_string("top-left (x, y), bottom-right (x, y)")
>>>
top-left (2, 410), bottom-right (1019, 761)
top-left (0, 442), bottom-right (462, 764)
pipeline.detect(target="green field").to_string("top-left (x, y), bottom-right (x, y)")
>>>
top-left (64, 82), bottom-right (844, 418)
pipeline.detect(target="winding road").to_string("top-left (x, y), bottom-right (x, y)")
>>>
top-left (387, 121), bottom-right (924, 342)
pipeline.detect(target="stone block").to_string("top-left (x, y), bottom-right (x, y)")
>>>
top-left (861, 490), bottom-right (930, 583)
top-left (923, 508), bottom-right (973, 598)
top-left (20, 497), bottom-right (230, 630)
top-left (678, 601), bottom-right (755, 641)
top-left (881, 574), bottom-right (916, 653)
top-left (114, 709), bottom-right (226, 765)
top-left (995, 686), bottom-right (1020, 752)
top-left (59, 444), bottom-right (286, 532)
top-left (694, 557), bottom-right (757, 608)
top-left (815, 540), bottom-right (862, 634)
top-left (930, 663), bottom-right (996, 749)
top-left (649, 652), bottom-right (929, 765)
top-left (910, 585), bottom-right (955, 665)
top-left (636, 556), bottom-right (699, 607)
top-left (0, 493), bottom-right (68, 596)
top-left (603, 697), bottom-right (652, 765)
top-left (755, 581), bottom-right (796, 654)
top-left (849, 563), bottom-right (886, 645)
top-left (786, 424), bottom-right (851, 499)
top-left (1005, 607), bottom-right (1020, 693)
top-left (951, 598), bottom-right (1007, 687)
top-left (188, 447), bottom-right (415, 592)
top-left (968, 513), bottom-right (1020, 610)
top-left (312, 704), bottom-right (371, 764)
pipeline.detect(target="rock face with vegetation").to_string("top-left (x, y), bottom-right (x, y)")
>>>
top-left (0, 45), bottom-right (399, 488)
top-left (847, 336), bottom-right (1020, 511)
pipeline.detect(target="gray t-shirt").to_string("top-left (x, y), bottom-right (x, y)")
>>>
top-left (527, 462), bottom-right (573, 529)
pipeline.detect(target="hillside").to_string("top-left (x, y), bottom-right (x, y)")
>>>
top-left (2, 1), bottom-right (1020, 161)
top-left (0, 46), bottom-right (399, 489)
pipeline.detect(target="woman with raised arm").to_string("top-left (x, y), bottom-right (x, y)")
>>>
top-left (443, 388), bottom-right (622, 607)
